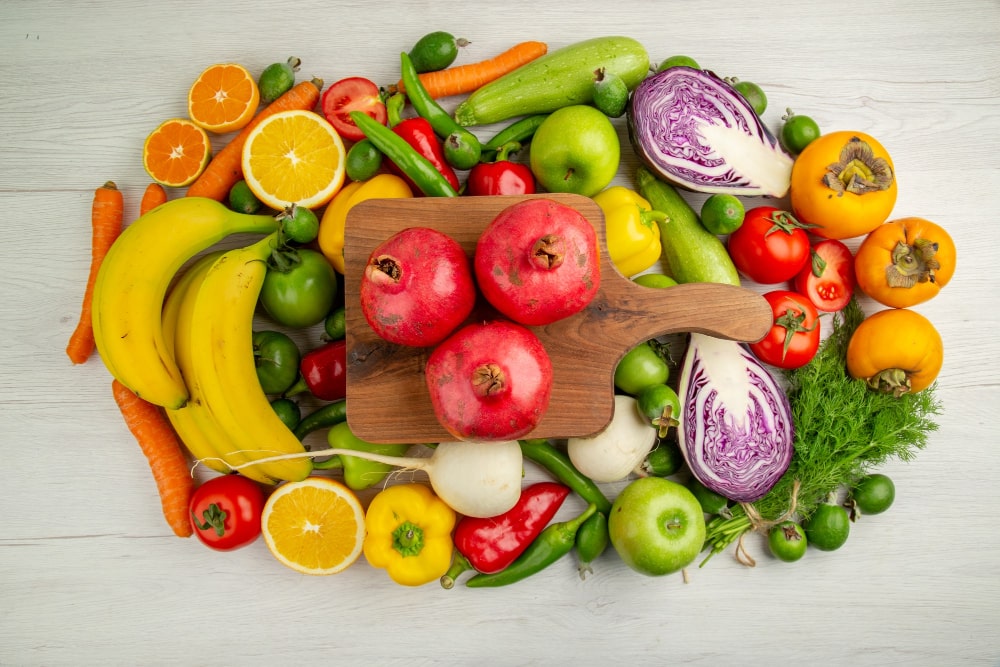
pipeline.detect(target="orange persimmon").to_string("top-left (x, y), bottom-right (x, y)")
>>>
top-left (846, 308), bottom-right (943, 396)
top-left (854, 217), bottom-right (955, 308)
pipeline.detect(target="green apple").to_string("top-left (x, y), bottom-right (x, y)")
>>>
top-left (608, 476), bottom-right (706, 576)
top-left (528, 105), bottom-right (620, 197)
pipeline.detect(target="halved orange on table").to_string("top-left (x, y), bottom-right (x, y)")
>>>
top-left (241, 109), bottom-right (346, 210)
top-left (187, 62), bottom-right (260, 134)
top-left (261, 477), bottom-right (366, 576)
top-left (142, 118), bottom-right (212, 187)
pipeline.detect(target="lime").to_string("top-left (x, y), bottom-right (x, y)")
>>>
top-left (633, 273), bottom-right (678, 288)
top-left (592, 68), bottom-right (629, 118)
top-left (701, 194), bottom-right (745, 235)
top-left (656, 55), bottom-right (700, 72)
top-left (259, 57), bottom-right (300, 104)
top-left (803, 503), bottom-right (850, 551)
top-left (228, 179), bottom-right (263, 214)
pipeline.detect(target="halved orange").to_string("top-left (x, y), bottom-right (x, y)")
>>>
top-left (261, 477), bottom-right (366, 576)
top-left (241, 109), bottom-right (346, 210)
top-left (142, 118), bottom-right (212, 187)
top-left (187, 62), bottom-right (260, 134)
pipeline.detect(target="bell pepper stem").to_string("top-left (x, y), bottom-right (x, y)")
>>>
top-left (283, 374), bottom-right (309, 398)
top-left (311, 454), bottom-right (344, 471)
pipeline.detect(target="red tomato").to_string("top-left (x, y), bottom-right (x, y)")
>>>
top-left (749, 290), bottom-right (821, 369)
top-left (727, 206), bottom-right (813, 284)
top-left (189, 475), bottom-right (265, 551)
top-left (793, 239), bottom-right (857, 312)
top-left (321, 77), bottom-right (387, 143)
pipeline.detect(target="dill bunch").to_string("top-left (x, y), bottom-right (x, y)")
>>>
top-left (701, 299), bottom-right (943, 565)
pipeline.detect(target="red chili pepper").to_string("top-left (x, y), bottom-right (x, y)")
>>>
top-left (466, 141), bottom-right (536, 196)
top-left (385, 93), bottom-right (459, 194)
top-left (453, 481), bottom-right (570, 574)
top-left (286, 340), bottom-right (346, 402)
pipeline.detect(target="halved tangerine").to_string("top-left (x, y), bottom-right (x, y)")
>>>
top-left (142, 118), bottom-right (212, 187)
top-left (187, 62), bottom-right (260, 134)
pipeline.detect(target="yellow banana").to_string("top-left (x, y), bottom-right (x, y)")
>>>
top-left (185, 233), bottom-right (313, 483)
top-left (91, 197), bottom-right (279, 409)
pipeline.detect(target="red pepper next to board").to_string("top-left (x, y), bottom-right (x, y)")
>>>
top-left (284, 340), bottom-right (346, 402)
top-left (385, 93), bottom-right (460, 195)
top-left (466, 141), bottom-right (536, 196)
top-left (453, 481), bottom-right (570, 574)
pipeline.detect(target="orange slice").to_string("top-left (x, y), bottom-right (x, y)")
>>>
top-left (261, 477), bottom-right (366, 576)
top-left (142, 118), bottom-right (212, 187)
top-left (241, 109), bottom-right (346, 210)
top-left (187, 63), bottom-right (260, 134)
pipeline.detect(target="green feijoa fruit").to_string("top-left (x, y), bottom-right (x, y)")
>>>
top-left (851, 473), bottom-right (895, 516)
top-left (656, 55), bottom-right (700, 72)
top-left (346, 139), bottom-right (383, 182)
top-left (701, 194), bottom-right (745, 235)
top-left (259, 57), bottom-right (300, 104)
top-left (409, 31), bottom-right (467, 73)
top-left (804, 503), bottom-right (850, 551)
top-left (270, 397), bottom-right (301, 431)
top-left (592, 67), bottom-right (629, 118)
top-left (324, 305), bottom-right (346, 341)
top-left (229, 179), bottom-right (263, 214)
top-left (732, 79), bottom-right (767, 116)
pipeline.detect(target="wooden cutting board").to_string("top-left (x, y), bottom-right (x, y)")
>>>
top-left (342, 193), bottom-right (771, 444)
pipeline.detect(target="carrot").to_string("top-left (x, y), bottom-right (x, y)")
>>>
top-left (111, 379), bottom-right (194, 538)
top-left (391, 41), bottom-right (548, 99)
top-left (139, 182), bottom-right (168, 215)
top-left (185, 77), bottom-right (324, 201)
top-left (66, 181), bottom-right (125, 364)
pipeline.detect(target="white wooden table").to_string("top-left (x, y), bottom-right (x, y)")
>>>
top-left (2, 1), bottom-right (998, 664)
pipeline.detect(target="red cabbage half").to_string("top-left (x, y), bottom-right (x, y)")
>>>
top-left (678, 333), bottom-right (794, 503)
top-left (627, 67), bottom-right (793, 197)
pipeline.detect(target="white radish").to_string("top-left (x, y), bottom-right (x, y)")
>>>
top-left (567, 395), bottom-right (658, 483)
top-left (223, 440), bottom-right (524, 518)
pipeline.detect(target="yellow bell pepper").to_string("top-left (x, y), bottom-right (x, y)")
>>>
top-left (593, 186), bottom-right (665, 278)
top-left (362, 483), bottom-right (456, 587)
top-left (317, 173), bottom-right (413, 274)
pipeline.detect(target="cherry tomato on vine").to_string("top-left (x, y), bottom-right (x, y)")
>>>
top-left (189, 475), bottom-right (265, 551)
top-left (252, 330), bottom-right (301, 394)
top-left (749, 290), bottom-right (821, 369)
top-left (727, 206), bottom-right (814, 284)
top-left (793, 239), bottom-right (857, 312)
top-left (614, 340), bottom-right (670, 395)
top-left (768, 521), bottom-right (808, 562)
top-left (260, 248), bottom-right (339, 329)
top-left (321, 77), bottom-right (387, 143)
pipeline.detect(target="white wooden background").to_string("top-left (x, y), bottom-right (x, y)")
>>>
top-left (2, 1), bottom-right (998, 665)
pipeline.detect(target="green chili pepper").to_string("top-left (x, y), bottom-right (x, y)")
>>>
top-left (292, 399), bottom-right (347, 441)
top-left (465, 504), bottom-right (597, 588)
top-left (399, 51), bottom-right (481, 169)
top-left (314, 421), bottom-right (409, 491)
top-left (348, 110), bottom-right (458, 198)
top-left (518, 439), bottom-right (613, 515)
top-left (439, 550), bottom-right (474, 590)
top-left (483, 114), bottom-right (550, 152)
top-left (575, 510), bottom-right (609, 580)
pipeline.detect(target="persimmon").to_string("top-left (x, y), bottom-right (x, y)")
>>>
top-left (846, 308), bottom-right (943, 396)
top-left (854, 217), bottom-right (955, 308)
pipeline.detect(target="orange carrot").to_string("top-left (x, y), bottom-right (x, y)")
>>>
top-left (392, 41), bottom-right (548, 99)
top-left (186, 77), bottom-right (324, 201)
top-left (139, 182), bottom-right (168, 215)
top-left (111, 379), bottom-right (194, 538)
top-left (66, 181), bottom-right (125, 364)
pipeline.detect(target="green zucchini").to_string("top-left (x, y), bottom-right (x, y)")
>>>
top-left (635, 165), bottom-right (741, 287)
top-left (453, 36), bottom-right (649, 127)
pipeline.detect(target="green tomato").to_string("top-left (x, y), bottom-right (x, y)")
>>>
top-left (260, 248), bottom-right (338, 329)
top-left (614, 340), bottom-right (670, 396)
top-left (851, 473), bottom-right (895, 516)
top-left (252, 330), bottom-right (301, 394)
top-left (804, 503), bottom-right (851, 551)
top-left (768, 521), bottom-right (808, 562)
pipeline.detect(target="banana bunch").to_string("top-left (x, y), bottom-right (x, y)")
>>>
top-left (165, 234), bottom-right (312, 483)
top-left (94, 197), bottom-right (312, 482)
top-left (91, 197), bottom-right (279, 409)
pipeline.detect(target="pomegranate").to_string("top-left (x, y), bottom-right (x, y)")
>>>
top-left (359, 227), bottom-right (476, 347)
top-left (425, 320), bottom-right (553, 441)
top-left (474, 198), bottom-right (601, 326)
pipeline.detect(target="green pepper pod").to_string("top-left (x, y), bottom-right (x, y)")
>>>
top-left (349, 110), bottom-right (458, 198)
top-left (440, 550), bottom-right (474, 590)
top-left (518, 439), bottom-right (613, 515)
top-left (575, 510), bottom-right (609, 580)
top-left (483, 114), bottom-right (550, 152)
top-left (292, 399), bottom-right (347, 441)
top-left (465, 504), bottom-right (597, 588)
top-left (400, 52), bottom-right (481, 169)
top-left (317, 421), bottom-right (409, 491)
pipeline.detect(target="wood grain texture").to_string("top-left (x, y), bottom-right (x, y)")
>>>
top-left (342, 194), bottom-right (771, 442)
top-left (1, 1), bottom-right (998, 665)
